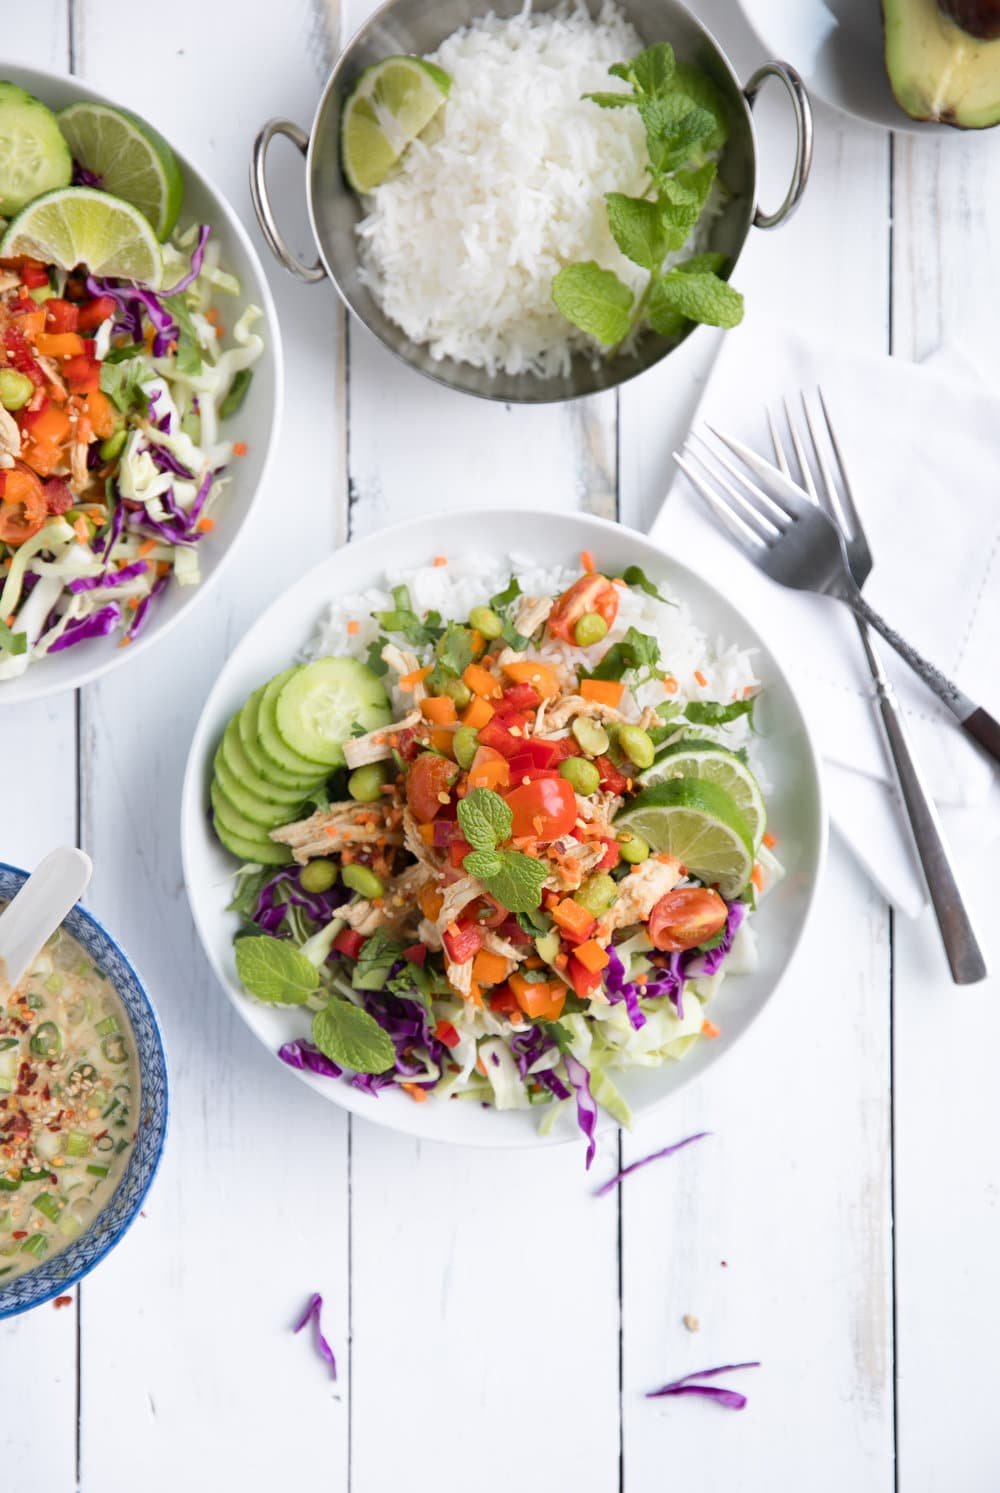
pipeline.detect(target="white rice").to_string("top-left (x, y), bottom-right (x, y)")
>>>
top-left (356, 2), bottom-right (651, 378)
top-left (306, 551), bottom-right (761, 757)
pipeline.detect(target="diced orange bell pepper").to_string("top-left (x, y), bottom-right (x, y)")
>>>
top-left (467, 746), bottom-right (510, 792)
top-left (573, 939), bottom-right (610, 974)
top-left (463, 663), bottom-right (502, 699)
top-left (502, 658), bottom-right (561, 698)
top-left (22, 439), bottom-right (61, 477)
top-left (35, 332), bottom-right (84, 360)
top-left (421, 695), bottom-right (457, 725)
top-left (13, 307), bottom-right (46, 339)
top-left (461, 695), bottom-right (494, 730)
top-left (418, 884), bottom-right (444, 921)
top-left (509, 971), bottom-right (566, 1021)
top-left (551, 898), bottom-right (597, 941)
top-left (27, 402), bottom-right (72, 446)
top-left (428, 727), bottom-right (455, 757)
top-left (81, 389), bottom-right (117, 440)
top-left (579, 678), bottom-right (624, 707)
top-left (472, 950), bottom-right (509, 987)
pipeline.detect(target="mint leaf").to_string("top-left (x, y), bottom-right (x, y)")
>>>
top-left (605, 193), bottom-right (667, 271)
top-left (659, 163), bottom-right (717, 249)
top-left (630, 43), bottom-right (676, 98)
top-left (650, 269), bottom-right (744, 331)
top-left (584, 90), bottom-right (636, 109)
top-left (638, 100), bottom-right (717, 177)
top-left (352, 928), bottom-right (405, 991)
top-left (673, 62), bottom-right (729, 152)
top-left (464, 848), bottom-right (503, 880)
top-left (551, 262), bottom-right (634, 346)
top-left (673, 251), bottom-right (728, 277)
top-left (99, 358), bottom-right (151, 415)
top-left (312, 999), bottom-right (394, 1074)
top-left (458, 788), bottom-right (512, 851)
top-left (235, 935), bottom-right (318, 1005)
top-left (481, 850), bottom-right (547, 914)
top-left (684, 698), bottom-right (755, 727)
top-left (583, 625), bottom-right (661, 683)
top-left (618, 565), bottom-right (670, 604)
top-left (0, 618), bottom-right (26, 656)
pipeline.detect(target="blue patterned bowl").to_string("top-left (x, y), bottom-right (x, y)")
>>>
top-left (0, 864), bottom-right (168, 1318)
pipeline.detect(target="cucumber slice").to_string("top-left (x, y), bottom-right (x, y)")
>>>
top-left (275, 657), bottom-right (391, 768)
top-left (212, 815), bottom-right (291, 867)
top-left (211, 779), bottom-right (289, 853)
top-left (0, 83), bottom-right (72, 217)
top-left (237, 690), bottom-right (317, 790)
top-left (213, 751), bottom-right (303, 830)
top-left (258, 669), bottom-right (334, 776)
top-left (219, 716), bottom-right (310, 807)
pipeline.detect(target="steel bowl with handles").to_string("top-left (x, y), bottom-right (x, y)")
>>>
top-left (251, 0), bottom-right (812, 404)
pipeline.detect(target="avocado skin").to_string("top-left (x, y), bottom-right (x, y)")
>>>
top-left (883, 0), bottom-right (1000, 127)
top-left (940, 0), bottom-right (1000, 40)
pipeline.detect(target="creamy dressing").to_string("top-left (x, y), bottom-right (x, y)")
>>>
top-left (0, 911), bottom-right (138, 1283)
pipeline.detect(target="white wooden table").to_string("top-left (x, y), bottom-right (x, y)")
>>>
top-left (5, 3), bottom-right (999, 1489)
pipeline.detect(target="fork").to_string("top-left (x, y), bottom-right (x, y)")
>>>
top-left (674, 421), bottom-right (1000, 769)
top-left (764, 393), bottom-right (986, 985)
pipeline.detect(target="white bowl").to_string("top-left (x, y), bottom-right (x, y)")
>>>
top-left (181, 509), bottom-right (826, 1148)
top-left (0, 64), bottom-right (283, 706)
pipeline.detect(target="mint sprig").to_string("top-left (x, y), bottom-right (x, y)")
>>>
top-left (457, 787), bottom-right (547, 913)
top-left (552, 43), bottom-right (742, 350)
top-left (312, 999), bottom-right (394, 1074)
top-left (235, 935), bottom-right (319, 1005)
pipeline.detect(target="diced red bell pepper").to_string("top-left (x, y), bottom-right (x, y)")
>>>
top-left (567, 955), bottom-right (603, 1000)
top-left (434, 1020), bottom-right (461, 1049)
top-left (442, 921), bottom-right (485, 964)
top-left (76, 295), bottom-right (116, 331)
top-left (595, 837), bottom-right (621, 871)
top-left (516, 737), bottom-right (560, 769)
top-left (62, 354), bottom-right (101, 392)
top-left (506, 752), bottom-right (562, 784)
top-left (595, 754), bottom-right (630, 795)
top-left (18, 260), bottom-right (49, 289)
top-left (477, 716), bottom-right (527, 759)
top-left (504, 776), bottom-right (578, 842)
top-left (448, 837), bottom-right (472, 869)
top-left (498, 916), bottom-right (533, 946)
top-left (3, 327), bottom-right (45, 386)
top-left (44, 298), bottom-right (79, 334)
top-left (488, 984), bottom-right (519, 1016)
top-left (402, 942), bottom-right (427, 966)
top-left (501, 683), bottom-right (541, 712)
top-left (332, 928), bottom-right (365, 960)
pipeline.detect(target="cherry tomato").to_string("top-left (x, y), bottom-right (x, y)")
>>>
top-left (405, 751), bottom-right (459, 823)
top-left (648, 888), bottom-right (728, 952)
top-left (0, 465), bottom-right (47, 546)
top-left (44, 298), bottom-right (79, 334)
top-left (547, 574), bottom-right (619, 643)
top-left (504, 776), bottom-right (577, 842)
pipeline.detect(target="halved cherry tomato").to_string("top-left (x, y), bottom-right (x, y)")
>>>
top-left (443, 921), bottom-right (485, 964)
top-left (76, 295), bottom-right (116, 331)
top-left (332, 928), bottom-right (365, 960)
top-left (547, 573), bottom-right (619, 643)
top-left (406, 751), bottom-right (459, 823)
top-left (44, 299), bottom-right (79, 334)
top-left (505, 776), bottom-right (577, 842)
top-left (648, 888), bottom-right (728, 952)
top-left (467, 744), bottom-right (510, 791)
top-left (0, 465), bottom-right (47, 546)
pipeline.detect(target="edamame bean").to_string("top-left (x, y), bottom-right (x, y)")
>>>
top-left (99, 428), bottom-right (127, 462)
top-left (617, 725), bottom-right (655, 769)
top-left (575, 873), bottom-right (618, 916)
top-left (453, 725), bottom-right (479, 770)
top-left (559, 756), bottom-right (601, 796)
top-left (300, 859), bottom-right (339, 893)
top-left (572, 716), bottom-right (610, 757)
top-left (573, 612), bottom-right (608, 648)
top-left (468, 606), bottom-right (503, 640)
top-left (348, 762), bottom-right (389, 803)
top-left (441, 677), bottom-right (472, 708)
top-left (342, 864), bottom-right (385, 900)
top-left (617, 831), bottom-right (650, 864)
top-left (0, 370), bottom-right (33, 412)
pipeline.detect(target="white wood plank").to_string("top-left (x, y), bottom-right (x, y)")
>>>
top-left (69, 3), bottom-right (351, 1489)
top-left (891, 127), bottom-right (1000, 1493)
top-left (618, 4), bottom-right (895, 1485)
top-left (0, 12), bottom-right (81, 1488)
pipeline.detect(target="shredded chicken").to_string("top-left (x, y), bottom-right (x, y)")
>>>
top-left (0, 406), bottom-right (21, 469)
top-left (576, 790), bottom-right (624, 824)
top-left (434, 874), bottom-right (481, 941)
top-left (638, 706), bottom-right (663, 731)
top-left (446, 957), bottom-right (474, 999)
top-left (596, 855), bottom-right (683, 938)
top-left (513, 593), bottom-right (553, 637)
top-left (402, 807), bottom-right (440, 875)
top-left (418, 917), bottom-right (443, 951)
top-left (69, 441), bottom-right (89, 492)
top-left (382, 642), bottom-right (428, 703)
top-left (482, 931), bottom-right (521, 963)
top-left (546, 694), bottom-right (628, 729)
top-left (35, 355), bottom-right (66, 398)
top-left (343, 709), bottom-right (421, 770)
top-left (270, 800), bottom-right (404, 863)
top-left (544, 836), bottom-right (606, 892)
top-left (340, 899), bottom-right (384, 937)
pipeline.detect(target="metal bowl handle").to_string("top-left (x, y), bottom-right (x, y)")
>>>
top-left (744, 62), bottom-right (813, 230)
top-left (250, 119), bottom-right (327, 284)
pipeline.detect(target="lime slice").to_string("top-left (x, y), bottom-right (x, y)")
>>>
top-left (0, 82), bottom-right (72, 216)
top-left (0, 186), bottom-right (162, 286)
top-left (342, 56), bottom-right (451, 193)
top-left (614, 777), bottom-right (754, 898)
top-left (640, 739), bottom-right (767, 850)
top-left (58, 100), bottom-right (183, 240)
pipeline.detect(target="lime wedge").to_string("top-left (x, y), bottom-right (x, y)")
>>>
top-left (58, 100), bottom-right (183, 240)
top-left (614, 777), bottom-right (754, 898)
top-left (640, 739), bottom-right (767, 850)
top-left (0, 186), bottom-right (162, 286)
top-left (342, 56), bottom-right (451, 193)
top-left (0, 82), bottom-right (72, 216)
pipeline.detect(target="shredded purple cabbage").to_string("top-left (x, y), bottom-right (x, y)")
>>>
top-left (563, 1053), bottom-right (598, 1169)
top-left (251, 867), bottom-right (349, 938)
top-left (646, 1361), bottom-right (760, 1410)
top-left (151, 444), bottom-right (193, 479)
top-left (72, 162), bottom-right (102, 188)
top-left (68, 559), bottom-right (148, 594)
top-left (161, 224), bottom-right (211, 296)
top-left (127, 572), bottom-right (169, 639)
top-left (279, 1041), bottom-right (343, 1080)
top-left (510, 1024), bottom-right (555, 1079)
top-left (351, 1072), bottom-right (395, 1096)
top-left (594, 1131), bottom-right (711, 1198)
top-left (48, 603), bottom-right (121, 652)
top-left (292, 1292), bottom-right (337, 1379)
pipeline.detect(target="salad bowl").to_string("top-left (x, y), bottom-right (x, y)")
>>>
top-left (180, 508), bottom-right (826, 1150)
top-left (251, 0), bottom-right (812, 404)
top-left (0, 863), bottom-right (168, 1318)
top-left (0, 64), bottom-right (283, 707)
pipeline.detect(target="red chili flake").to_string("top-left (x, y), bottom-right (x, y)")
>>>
top-left (11, 1231), bottom-right (27, 1240)
top-left (53, 1296), bottom-right (73, 1310)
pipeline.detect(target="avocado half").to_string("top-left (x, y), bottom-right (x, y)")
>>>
top-left (883, 0), bottom-right (1000, 127)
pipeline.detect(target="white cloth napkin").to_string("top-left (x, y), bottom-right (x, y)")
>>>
top-left (651, 323), bottom-right (1000, 916)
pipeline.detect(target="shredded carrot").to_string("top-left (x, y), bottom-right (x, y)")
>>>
top-left (475, 1056), bottom-right (487, 1077)
top-left (694, 669), bottom-right (707, 687)
top-left (118, 636), bottom-right (132, 648)
top-left (580, 549), bottom-right (596, 573)
top-left (196, 517), bottom-right (214, 533)
top-left (323, 826), bottom-right (338, 839)
top-left (662, 676), bottom-right (679, 695)
top-left (400, 1082), bottom-right (428, 1103)
top-left (347, 620), bottom-right (360, 636)
top-left (72, 516), bottom-right (89, 544)
top-left (743, 685), bottom-right (755, 697)
top-left (763, 831), bottom-right (776, 849)
top-left (701, 1018), bottom-right (720, 1039)
top-left (126, 597), bottom-right (140, 611)
top-left (138, 539), bottom-right (156, 558)
top-left (433, 555), bottom-right (447, 567)
top-left (232, 441), bottom-right (248, 457)
top-left (580, 678), bottom-right (623, 707)
top-left (399, 664), bottom-right (433, 691)
top-left (751, 863), bottom-right (764, 891)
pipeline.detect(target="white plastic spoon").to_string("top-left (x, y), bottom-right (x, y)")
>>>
top-left (0, 848), bottom-right (93, 994)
